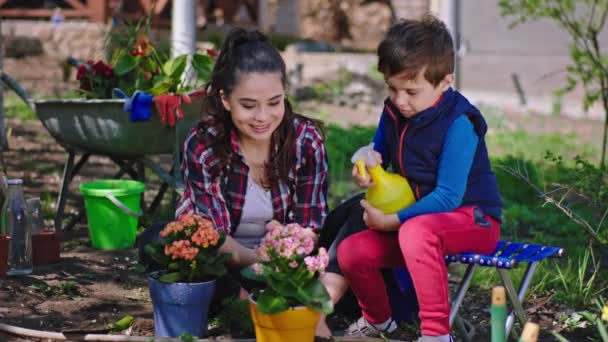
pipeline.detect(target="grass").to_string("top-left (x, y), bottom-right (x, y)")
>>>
top-left (3, 93), bottom-right (35, 121)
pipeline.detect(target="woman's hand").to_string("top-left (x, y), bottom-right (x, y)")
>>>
top-left (219, 235), bottom-right (260, 267)
top-left (360, 200), bottom-right (401, 232)
top-left (352, 151), bottom-right (383, 187)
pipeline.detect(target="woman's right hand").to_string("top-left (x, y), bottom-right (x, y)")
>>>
top-left (352, 151), bottom-right (382, 187)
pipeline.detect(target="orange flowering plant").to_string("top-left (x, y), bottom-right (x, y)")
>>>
top-left (145, 214), bottom-right (231, 283)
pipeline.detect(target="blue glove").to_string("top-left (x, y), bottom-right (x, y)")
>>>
top-left (113, 88), bottom-right (154, 122)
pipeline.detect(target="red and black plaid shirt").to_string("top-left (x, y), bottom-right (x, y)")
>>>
top-left (176, 117), bottom-right (328, 234)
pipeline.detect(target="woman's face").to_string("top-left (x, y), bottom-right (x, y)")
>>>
top-left (221, 72), bottom-right (285, 144)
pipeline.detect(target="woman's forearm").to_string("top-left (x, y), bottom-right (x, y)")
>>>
top-left (219, 235), bottom-right (259, 267)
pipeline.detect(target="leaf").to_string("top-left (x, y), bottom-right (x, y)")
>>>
top-left (550, 331), bottom-right (571, 342)
top-left (114, 53), bottom-right (138, 76)
top-left (295, 279), bottom-right (333, 314)
top-left (144, 243), bottom-right (169, 265)
top-left (192, 53), bottom-right (214, 82)
top-left (597, 317), bottom-right (608, 341)
top-left (266, 272), bottom-right (298, 297)
top-left (107, 315), bottom-right (135, 331)
top-left (178, 333), bottom-right (197, 342)
top-left (162, 54), bottom-right (188, 79)
top-left (159, 272), bottom-right (182, 283)
top-left (241, 265), bottom-right (265, 282)
top-left (256, 290), bottom-right (289, 314)
top-left (129, 263), bottom-right (146, 273)
top-left (149, 79), bottom-right (174, 96)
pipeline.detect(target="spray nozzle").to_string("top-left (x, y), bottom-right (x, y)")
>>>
top-left (365, 150), bottom-right (379, 168)
top-left (350, 143), bottom-right (374, 178)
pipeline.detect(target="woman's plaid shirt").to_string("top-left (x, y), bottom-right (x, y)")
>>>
top-left (176, 117), bottom-right (328, 234)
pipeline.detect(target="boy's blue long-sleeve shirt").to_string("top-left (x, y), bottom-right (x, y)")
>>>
top-left (372, 114), bottom-right (479, 223)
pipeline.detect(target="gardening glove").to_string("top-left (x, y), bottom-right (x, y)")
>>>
top-left (154, 93), bottom-right (192, 127)
top-left (113, 88), bottom-right (153, 122)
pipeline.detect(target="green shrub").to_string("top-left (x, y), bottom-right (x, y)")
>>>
top-left (325, 124), bottom-right (375, 206)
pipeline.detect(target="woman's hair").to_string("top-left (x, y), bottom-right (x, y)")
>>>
top-left (197, 28), bottom-right (316, 188)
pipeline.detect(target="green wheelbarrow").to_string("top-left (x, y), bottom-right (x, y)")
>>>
top-left (1, 71), bottom-right (203, 230)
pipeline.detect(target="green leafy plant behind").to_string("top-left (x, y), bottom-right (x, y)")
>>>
top-left (499, 0), bottom-right (608, 167)
top-left (210, 297), bottom-right (254, 337)
top-left (111, 36), bottom-right (215, 97)
top-left (145, 214), bottom-right (231, 283)
top-left (552, 297), bottom-right (608, 341)
top-left (242, 220), bottom-right (333, 314)
top-left (76, 6), bottom-right (216, 99)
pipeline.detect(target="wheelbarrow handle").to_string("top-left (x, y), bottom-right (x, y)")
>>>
top-left (0, 71), bottom-right (33, 111)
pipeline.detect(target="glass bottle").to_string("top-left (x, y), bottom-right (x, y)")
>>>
top-left (0, 174), bottom-right (7, 235)
top-left (4, 179), bottom-right (32, 275)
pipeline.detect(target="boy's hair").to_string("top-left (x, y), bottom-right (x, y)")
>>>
top-left (377, 13), bottom-right (454, 86)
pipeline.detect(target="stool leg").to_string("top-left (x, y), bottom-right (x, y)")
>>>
top-left (501, 262), bottom-right (539, 336)
top-left (497, 267), bottom-right (530, 337)
top-left (450, 263), bottom-right (477, 326)
top-left (454, 315), bottom-right (474, 342)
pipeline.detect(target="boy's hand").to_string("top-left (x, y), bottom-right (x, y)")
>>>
top-left (352, 151), bottom-right (383, 187)
top-left (360, 200), bottom-right (401, 232)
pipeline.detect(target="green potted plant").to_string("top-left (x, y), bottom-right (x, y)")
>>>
top-left (145, 214), bottom-right (231, 338)
top-left (242, 220), bottom-right (333, 342)
top-left (35, 19), bottom-right (216, 158)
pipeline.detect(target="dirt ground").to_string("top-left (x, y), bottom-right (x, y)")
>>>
top-left (0, 108), bottom-right (601, 341)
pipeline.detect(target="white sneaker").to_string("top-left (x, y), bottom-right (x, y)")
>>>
top-left (345, 316), bottom-right (398, 337)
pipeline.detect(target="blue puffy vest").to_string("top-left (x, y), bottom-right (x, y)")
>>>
top-left (378, 88), bottom-right (502, 221)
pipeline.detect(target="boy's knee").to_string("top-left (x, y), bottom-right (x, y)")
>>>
top-left (399, 217), bottom-right (436, 260)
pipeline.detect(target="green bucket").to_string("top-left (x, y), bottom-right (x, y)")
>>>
top-left (79, 179), bottom-right (145, 250)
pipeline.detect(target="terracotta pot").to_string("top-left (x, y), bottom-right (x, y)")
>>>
top-left (32, 231), bottom-right (61, 265)
top-left (0, 236), bottom-right (9, 278)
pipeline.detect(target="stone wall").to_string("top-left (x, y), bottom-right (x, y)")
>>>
top-left (0, 0), bottom-right (432, 97)
top-left (2, 20), bottom-right (109, 97)
top-left (298, 0), bottom-right (429, 51)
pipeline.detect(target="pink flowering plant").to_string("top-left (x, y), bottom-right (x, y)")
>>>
top-left (145, 214), bottom-right (231, 283)
top-left (242, 220), bottom-right (333, 314)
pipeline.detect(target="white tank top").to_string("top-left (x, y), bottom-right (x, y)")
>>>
top-left (233, 177), bottom-right (273, 249)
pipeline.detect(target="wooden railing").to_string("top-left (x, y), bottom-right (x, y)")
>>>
top-left (0, 0), bottom-right (257, 26)
top-left (0, 0), bottom-right (178, 24)
top-left (0, 0), bottom-right (109, 23)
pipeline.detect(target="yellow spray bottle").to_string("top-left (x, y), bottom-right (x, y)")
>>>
top-left (351, 144), bottom-right (416, 214)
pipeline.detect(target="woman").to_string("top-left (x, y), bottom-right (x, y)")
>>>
top-left (177, 28), bottom-right (327, 267)
top-left (177, 28), bottom-right (346, 336)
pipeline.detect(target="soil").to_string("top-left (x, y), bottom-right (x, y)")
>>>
top-left (0, 108), bottom-right (601, 341)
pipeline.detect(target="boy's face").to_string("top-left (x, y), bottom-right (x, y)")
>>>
top-left (385, 67), bottom-right (454, 118)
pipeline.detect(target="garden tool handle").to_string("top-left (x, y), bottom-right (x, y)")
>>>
top-left (104, 193), bottom-right (142, 217)
top-left (0, 71), bottom-right (33, 111)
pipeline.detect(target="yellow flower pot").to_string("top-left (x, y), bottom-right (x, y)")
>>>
top-left (249, 301), bottom-right (321, 342)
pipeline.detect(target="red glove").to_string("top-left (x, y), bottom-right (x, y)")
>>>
top-left (154, 93), bottom-right (192, 127)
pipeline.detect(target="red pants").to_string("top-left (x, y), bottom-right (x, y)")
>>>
top-left (337, 206), bottom-right (500, 336)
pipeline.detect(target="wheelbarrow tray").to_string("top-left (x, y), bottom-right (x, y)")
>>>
top-left (33, 98), bottom-right (202, 158)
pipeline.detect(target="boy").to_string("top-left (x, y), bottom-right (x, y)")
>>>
top-left (337, 14), bottom-right (502, 342)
